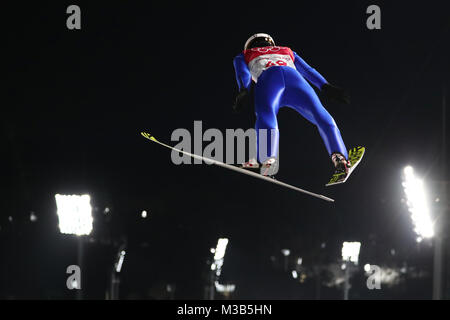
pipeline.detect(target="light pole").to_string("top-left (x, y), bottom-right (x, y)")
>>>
top-left (341, 241), bottom-right (361, 300)
top-left (401, 166), bottom-right (446, 299)
top-left (433, 85), bottom-right (447, 300)
top-left (281, 249), bottom-right (290, 272)
top-left (433, 218), bottom-right (444, 300)
top-left (207, 238), bottom-right (229, 300)
top-left (110, 243), bottom-right (126, 300)
top-left (55, 194), bottom-right (93, 300)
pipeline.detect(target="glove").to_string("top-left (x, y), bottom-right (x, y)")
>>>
top-left (232, 88), bottom-right (251, 113)
top-left (321, 83), bottom-right (350, 104)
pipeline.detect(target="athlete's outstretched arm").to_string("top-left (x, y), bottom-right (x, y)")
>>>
top-left (293, 51), bottom-right (328, 89)
top-left (293, 51), bottom-right (350, 104)
top-left (233, 53), bottom-right (252, 90)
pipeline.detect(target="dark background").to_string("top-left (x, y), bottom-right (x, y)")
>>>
top-left (2, 1), bottom-right (449, 299)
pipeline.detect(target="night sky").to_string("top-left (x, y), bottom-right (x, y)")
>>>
top-left (2, 1), bottom-right (449, 299)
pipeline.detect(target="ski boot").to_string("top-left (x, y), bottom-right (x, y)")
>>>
top-left (261, 157), bottom-right (278, 177)
top-left (241, 158), bottom-right (260, 169)
top-left (241, 157), bottom-right (278, 177)
top-left (326, 147), bottom-right (365, 186)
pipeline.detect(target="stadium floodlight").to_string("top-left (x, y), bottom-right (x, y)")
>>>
top-left (115, 250), bottom-right (126, 273)
top-left (208, 238), bottom-right (229, 300)
top-left (55, 194), bottom-right (93, 236)
top-left (341, 242), bottom-right (361, 264)
top-left (213, 238), bottom-right (229, 277)
top-left (214, 238), bottom-right (229, 260)
top-left (341, 241), bottom-right (361, 300)
top-left (402, 166), bottom-right (434, 241)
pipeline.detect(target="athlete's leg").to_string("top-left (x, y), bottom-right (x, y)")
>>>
top-left (281, 68), bottom-right (348, 159)
top-left (254, 67), bottom-right (285, 162)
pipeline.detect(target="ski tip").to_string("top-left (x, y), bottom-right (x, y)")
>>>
top-left (140, 131), bottom-right (158, 142)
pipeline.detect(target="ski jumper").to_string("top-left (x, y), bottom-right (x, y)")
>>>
top-left (233, 46), bottom-right (348, 162)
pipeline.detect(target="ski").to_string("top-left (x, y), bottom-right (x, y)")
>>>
top-left (141, 131), bottom-right (334, 203)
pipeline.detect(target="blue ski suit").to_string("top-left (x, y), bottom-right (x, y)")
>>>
top-left (233, 46), bottom-right (348, 162)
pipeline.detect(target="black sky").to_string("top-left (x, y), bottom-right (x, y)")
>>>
top-left (2, 1), bottom-right (450, 299)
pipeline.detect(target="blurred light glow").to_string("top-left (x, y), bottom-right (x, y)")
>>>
top-left (364, 266), bottom-right (400, 286)
top-left (281, 249), bottom-right (290, 256)
top-left (402, 166), bottom-right (434, 240)
top-left (115, 250), bottom-right (126, 272)
top-left (141, 210), bottom-right (147, 218)
top-left (341, 242), bottom-right (361, 264)
top-left (364, 264), bottom-right (371, 272)
top-left (214, 281), bottom-right (236, 293)
top-left (55, 194), bottom-right (93, 236)
top-left (300, 273), bottom-right (307, 283)
top-left (30, 212), bottom-right (37, 222)
top-left (292, 270), bottom-right (298, 279)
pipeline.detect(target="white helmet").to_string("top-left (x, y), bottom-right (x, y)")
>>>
top-left (244, 33), bottom-right (275, 51)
